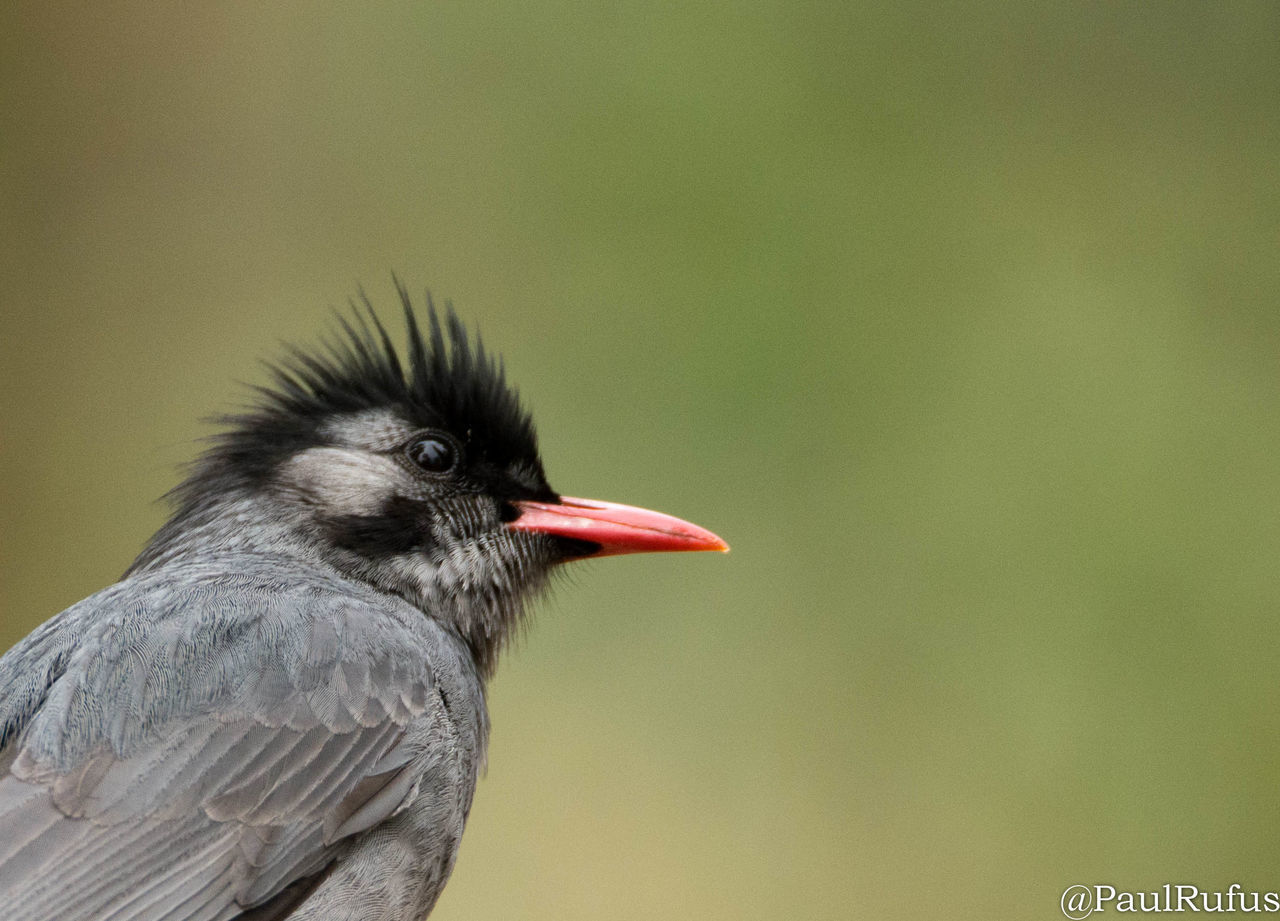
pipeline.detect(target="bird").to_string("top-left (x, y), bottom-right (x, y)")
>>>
top-left (0, 288), bottom-right (727, 921)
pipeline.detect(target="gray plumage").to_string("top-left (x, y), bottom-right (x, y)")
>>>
top-left (0, 294), bottom-right (570, 920)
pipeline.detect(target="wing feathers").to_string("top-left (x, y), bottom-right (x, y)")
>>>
top-left (95, 823), bottom-right (241, 921)
top-left (239, 824), bottom-right (330, 907)
top-left (0, 570), bottom-right (475, 921)
top-left (83, 720), bottom-right (226, 821)
top-left (324, 759), bottom-right (421, 844)
top-left (202, 726), bottom-right (335, 823)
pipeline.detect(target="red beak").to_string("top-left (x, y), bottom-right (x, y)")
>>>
top-left (508, 496), bottom-right (729, 559)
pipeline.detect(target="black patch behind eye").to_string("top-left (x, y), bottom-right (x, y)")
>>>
top-left (322, 495), bottom-right (433, 557)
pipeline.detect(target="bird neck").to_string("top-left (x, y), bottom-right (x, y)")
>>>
top-left (127, 490), bottom-right (327, 575)
top-left (127, 487), bottom-right (533, 678)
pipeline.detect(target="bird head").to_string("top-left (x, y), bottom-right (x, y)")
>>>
top-left (130, 286), bottom-right (726, 673)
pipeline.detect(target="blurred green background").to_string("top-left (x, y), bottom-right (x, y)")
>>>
top-left (2, 3), bottom-right (1278, 919)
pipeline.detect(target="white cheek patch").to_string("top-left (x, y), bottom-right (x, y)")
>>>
top-left (321, 409), bottom-right (417, 451)
top-left (277, 447), bottom-right (409, 517)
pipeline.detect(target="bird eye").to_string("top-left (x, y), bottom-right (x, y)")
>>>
top-left (406, 434), bottom-right (458, 474)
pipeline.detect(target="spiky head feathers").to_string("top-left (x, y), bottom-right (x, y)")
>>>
top-left (181, 286), bottom-right (552, 505)
top-left (127, 287), bottom-right (565, 675)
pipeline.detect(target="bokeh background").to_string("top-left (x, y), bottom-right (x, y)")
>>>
top-left (3, 4), bottom-right (1278, 919)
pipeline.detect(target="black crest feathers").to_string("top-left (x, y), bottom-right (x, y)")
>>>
top-left (172, 283), bottom-right (542, 508)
